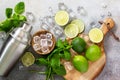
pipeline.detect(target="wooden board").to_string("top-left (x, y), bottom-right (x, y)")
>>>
top-left (62, 18), bottom-right (115, 80)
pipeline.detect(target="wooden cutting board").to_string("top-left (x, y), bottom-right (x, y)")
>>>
top-left (62, 18), bottom-right (115, 80)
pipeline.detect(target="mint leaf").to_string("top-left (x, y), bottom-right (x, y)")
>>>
top-left (19, 15), bottom-right (26, 21)
top-left (56, 39), bottom-right (64, 48)
top-left (0, 19), bottom-right (12, 32)
top-left (50, 54), bottom-right (60, 68)
top-left (14, 2), bottom-right (25, 14)
top-left (36, 58), bottom-right (48, 66)
top-left (63, 50), bottom-right (71, 61)
top-left (6, 8), bottom-right (12, 18)
top-left (53, 65), bottom-right (66, 76)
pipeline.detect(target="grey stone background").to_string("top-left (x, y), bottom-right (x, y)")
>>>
top-left (0, 0), bottom-right (120, 80)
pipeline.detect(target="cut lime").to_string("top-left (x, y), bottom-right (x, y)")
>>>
top-left (55, 10), bottom-right (69, 26)
top-left (71, 19), bottom-right (85, 33)
top-left (21, 52), bottom-right (35, 67)
top-left (89, 28), bottom-right (103, 43)
top-left (64, 24), bottom-right (79, 38)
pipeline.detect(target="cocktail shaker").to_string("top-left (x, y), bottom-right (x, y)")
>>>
top-left (0, 22), bottom-right (32, 76)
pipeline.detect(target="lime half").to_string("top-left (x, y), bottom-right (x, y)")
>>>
top-left (89, 28), bottom-right (103, 43)
top-left (71, 19), bottom-right (85, 33)
top-left (55, 10), bottom-right (69, 26)
top-left (64, 24), bottom-right (79, 38)
top-left (21, 52), bottom-right (35, 67)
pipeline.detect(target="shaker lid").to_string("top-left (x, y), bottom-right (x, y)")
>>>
top-left (21, 22), bottom-right (32, 32)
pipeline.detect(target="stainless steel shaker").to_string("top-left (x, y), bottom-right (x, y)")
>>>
top-left (0, 22), bottom-right (32, 76)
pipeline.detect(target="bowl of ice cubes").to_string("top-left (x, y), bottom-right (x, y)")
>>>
top-left (31, 30), bottom-right (56, 55)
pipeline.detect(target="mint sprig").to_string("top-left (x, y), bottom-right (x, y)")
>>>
top-left (35, 39), bottom-right (72, 80)
top-left (0, 2), bottom-right (26, 32)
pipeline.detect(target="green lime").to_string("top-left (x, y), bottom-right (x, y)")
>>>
top-left (85, 44), bottom-right (101, 61)
top-left (71, 37), bottom-right (86, 53)
top-left (71, 19), bottom-right (85, 33)
top-left (55, 10), bottom-right (69, 26)
top-left (72, 55), bottom-right (88, 73)
top-left (21, 52), bottom-right (35, 67)
top-left (64, 24), bottom-right (79, 38)
top-left (89, 28), bottom-right (103, 43)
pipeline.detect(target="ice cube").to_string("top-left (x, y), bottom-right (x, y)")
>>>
top-left (77, 6), bottom-right (87, 16)
top-left (33, 36), bottom-right (40, 44)
top-left (45, 16), bottom-right (55, 26)
top-left (40, 34), bottom-right (47, 39)
top-left (101, 3), bottom-right (107, 9)
top-left (47, 39), bottom-right (53, 47)
top-left (26, 12), bottom-right (35, 23)
top-left (107, 11), bottom-right (112, 17)
top-left (41, 23), bottom-right (49, 30)
top-left (41, 46), bottom-right (49, 53)
top-left (58, 3), bottom-right (68, 10)
top-left (40, 39), bottom-right (48, 47)
top-left (68, 9), bottom-right (76, 19)
top-left (53, 26), bottom-right (63, 36)
top-left (33, 44), bottom-right (41, 51)
top-left (46, 33), bottom-right (52, 40)
top-left (64, 62), bottom-right (73, 71)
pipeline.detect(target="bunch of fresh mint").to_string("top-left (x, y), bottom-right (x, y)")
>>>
top-left (0, 2), bottom-right (26, 32)
top-left (35, 39), bottom-right (72, 80)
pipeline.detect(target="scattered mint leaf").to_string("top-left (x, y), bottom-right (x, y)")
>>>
top-left (50, 54), bottom-right (60, 68)
top-left (56, 39), bottom-right (64, 48)
top-left (36, 58), bottom-right (48, 66)
top-left (6, 8), bottom-right (12, 18)
top-left (14, 2), bottom-right (25, 14)
top-left (63, 50), bottom-right (71, 61)
top-left (53, 65), bottom-right (66, 76)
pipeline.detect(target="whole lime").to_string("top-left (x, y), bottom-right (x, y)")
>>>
top-left (85, 44), bottom-right (101, 61)
top-left (71, 37), bottom-right (86, 53)
top-left (72, 55), bottom-right (88, 73)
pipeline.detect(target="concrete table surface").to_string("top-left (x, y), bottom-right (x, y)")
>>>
top-left (0, 0), bottom-right (120, 80)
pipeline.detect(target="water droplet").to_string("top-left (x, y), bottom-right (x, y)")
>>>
top-left (77, 6), bottom-right (87, 16)
top-left (33, 36), bottom-right (40, 44)
top-left (26, 12), bottom-right (35, 23)
top-left (40, 39), bottom-right (48, 47)
top-left (46, 33), bottom-right (52, 40)
top-left (33, 44), bottom-right (41, 51)
top-left (101, 3), bottom-right (107, 9)
top-left (19, 65), bottom-right (24, 70)
top-left (47, 39), bottom-right (53, 47)
top-left (58, 3), bottom-right (68, 10)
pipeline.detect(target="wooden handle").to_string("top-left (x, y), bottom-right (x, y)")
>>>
top-left (100, 18), bottom-right (115, 35)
